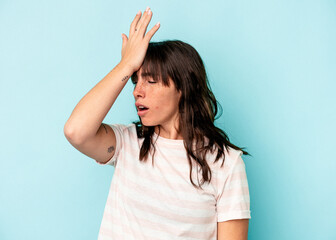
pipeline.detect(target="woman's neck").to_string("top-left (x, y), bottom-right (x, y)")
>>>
top-left (154, 125), bottom-right (183, 140)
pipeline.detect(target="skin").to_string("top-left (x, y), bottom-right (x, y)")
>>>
top-left (133, 68), bottom-right (183, 139)
top-left (217, 219), bottom-right (249, 240)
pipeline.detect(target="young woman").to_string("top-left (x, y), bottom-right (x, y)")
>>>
top-left (64, 7), bottom-right (251, 240)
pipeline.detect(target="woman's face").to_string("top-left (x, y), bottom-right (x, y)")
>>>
top-left (133, 68), bottom-right (181, 129)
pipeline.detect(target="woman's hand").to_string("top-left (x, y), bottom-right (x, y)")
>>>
top-left (120, 7), bottom-right (160, 73)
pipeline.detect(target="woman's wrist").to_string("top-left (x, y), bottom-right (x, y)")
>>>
top-left (117, 61), bottom-right (135, 76)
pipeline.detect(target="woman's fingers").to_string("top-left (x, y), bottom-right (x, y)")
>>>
top-left (136, 8), bottom-right (153, 37)
top-left (121, 33), bottom-right (128, 57)
top-left (129, 11), bottom-right (141, 36)
top-left (120, 7), bottom-right (159, 71)
top-left (144, 22), bottom-right (160, 42)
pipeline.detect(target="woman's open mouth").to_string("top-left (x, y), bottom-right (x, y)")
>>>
top-left (136, 104), bottom-right (149, 116)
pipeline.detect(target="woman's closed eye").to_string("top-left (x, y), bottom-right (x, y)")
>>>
top-left (131, 78), bottom-right (156, 85)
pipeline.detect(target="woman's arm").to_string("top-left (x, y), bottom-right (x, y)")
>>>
top-left (64, 7), bottom-right (159, 144)
top-left (217, 219), bottom-right (249, 240)
top-left (63, 7), bottom-right (160, 164)
top-left (63, 62), bottom-right (132, 143)
top-left (63, 62), bottom-right (132, 164)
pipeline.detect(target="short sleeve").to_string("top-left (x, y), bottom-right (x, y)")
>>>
top-left (95, 124), bottom-right (128, 167)
top-left (216, 150), bottom-right (251, 222)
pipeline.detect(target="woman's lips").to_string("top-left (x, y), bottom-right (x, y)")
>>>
top-left (135, 102), bottom-right (149, 116)
top-left (135, 102), bottom-right (149, 109)
top-left (137, 106), bottom-right (149, 110)
top-left (137, 108), bottom-right (149, 116)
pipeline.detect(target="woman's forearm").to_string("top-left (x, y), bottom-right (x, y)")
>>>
top-left (64, 61), bottom-right (133, 144)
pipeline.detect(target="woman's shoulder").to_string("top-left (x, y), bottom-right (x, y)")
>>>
top-left (107, 123), bottom-right (137, 137)
top-left (207, 145), bottom-right (243, 169)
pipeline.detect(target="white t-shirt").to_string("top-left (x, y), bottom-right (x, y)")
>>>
top-left (96, 123), bottom-right (251, 240)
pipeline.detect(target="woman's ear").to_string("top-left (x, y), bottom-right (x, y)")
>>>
top-left (178, 90), bottom-right (182, 100)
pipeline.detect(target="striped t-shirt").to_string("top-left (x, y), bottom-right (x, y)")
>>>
top-left (96, 123), bottom-right (251, 240)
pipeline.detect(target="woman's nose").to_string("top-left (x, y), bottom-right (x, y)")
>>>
top-left (133, 81), bottom-right (145, 98)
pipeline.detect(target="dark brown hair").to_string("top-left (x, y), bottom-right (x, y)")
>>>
top-left (131, 40), bottom-right (251, 189)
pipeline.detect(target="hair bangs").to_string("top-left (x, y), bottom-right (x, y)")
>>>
top-left (131, 43), bottom-right (171, 87)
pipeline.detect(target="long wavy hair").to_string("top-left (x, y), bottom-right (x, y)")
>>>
top-left (131, 40), bottom-right (251, 189)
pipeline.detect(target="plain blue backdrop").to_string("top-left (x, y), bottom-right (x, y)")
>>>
top-left (1, 0), bottom-right (335, 239)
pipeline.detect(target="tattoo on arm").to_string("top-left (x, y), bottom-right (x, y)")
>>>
top-left (121, 75), bottom-right (129, 82)
top-left (108, 146), bottom-right (115, 153)
top-left (102, 124), bottom-right (108, 134)
top-left (102, 124), bottom-right (115, 154)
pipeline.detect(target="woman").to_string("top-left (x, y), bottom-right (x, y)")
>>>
top-left (64, 7), bottom-right (251, 240)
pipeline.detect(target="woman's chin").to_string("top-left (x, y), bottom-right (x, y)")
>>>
top-left (142, 122), bottom-right (156, 127)
top-left (140, 119), bottom-right (156, 127)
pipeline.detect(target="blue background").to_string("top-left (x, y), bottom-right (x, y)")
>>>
top-left (1, 0), bottom-right (335, 239)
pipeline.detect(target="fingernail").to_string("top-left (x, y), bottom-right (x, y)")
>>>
top-left (147, 9), bottom-right (151, 15)
top-left (145, 7), bottom-right (149, 12)
top-left (137, 10), bottom-right (141, 15)
top-left (156, 22), bottom-right (160, 26)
